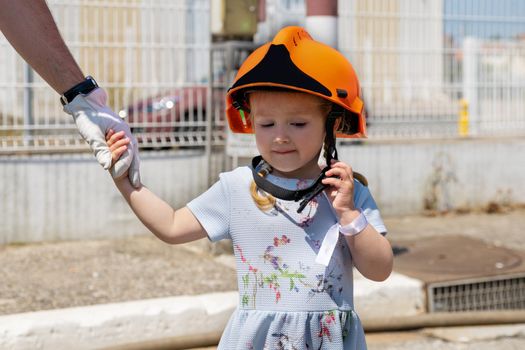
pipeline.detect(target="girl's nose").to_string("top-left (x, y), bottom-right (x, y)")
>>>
top-left (272, 124), bottom-right (290, 143)
top-left (274, 136), bottom-right (289, 144)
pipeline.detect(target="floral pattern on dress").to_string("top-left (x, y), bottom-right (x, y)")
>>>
top-left (270, 332), bottom-right (303, 350)
top-left (236, 236), bottom-right (309, 308)
top-left (275, 196), bottom-right (319, 228)
top-left (257, 311), bottom-right (342, 349)
top-left (272, 179), bottom-right (321, 229)
top-left (236, 234), bottom-right (346, 310)
top-left (308, 269), bottom-right (344, 301)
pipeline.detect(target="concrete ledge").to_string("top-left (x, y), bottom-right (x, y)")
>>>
top-left (354, 271), bottom-right (425, 319)
top-left (0, 271), bottom-right (426, 349)
top-left (423, 323), bottom-right (525, 342)
top-left (0, 291), bottom-right (238, 350)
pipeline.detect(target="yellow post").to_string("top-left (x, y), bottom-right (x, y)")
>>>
top-left (458, 98), bottom-right (469, 136)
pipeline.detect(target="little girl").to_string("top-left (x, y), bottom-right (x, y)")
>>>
top-left (107, 26), bottom-right (393, 349)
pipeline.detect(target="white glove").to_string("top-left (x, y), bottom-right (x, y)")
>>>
top-left (63, 87), bottom-right (141, 187)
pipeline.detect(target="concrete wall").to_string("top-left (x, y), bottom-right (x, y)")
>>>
top-left (0, 150), bottom-right (225, 244)
top-left (338, 137), bottom-right (525, 214)
top-left (1, 138), bottom-right (523, 244)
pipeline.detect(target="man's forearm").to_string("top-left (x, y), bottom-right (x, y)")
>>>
top-left (0, 0), bottom-right (85, 93)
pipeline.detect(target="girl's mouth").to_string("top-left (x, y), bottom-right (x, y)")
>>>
top-left (273, 150), bottom-right (295, 154)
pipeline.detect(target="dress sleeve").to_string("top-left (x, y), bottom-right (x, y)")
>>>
top-left (187, 175), bottom-right (231, 242)
top-left (353, 181), bottom-right (388, 235)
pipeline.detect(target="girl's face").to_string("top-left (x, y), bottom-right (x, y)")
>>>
top-left (250, 91), bottom-right (327, 179)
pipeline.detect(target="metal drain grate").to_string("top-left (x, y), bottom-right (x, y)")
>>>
top-left (428, 274), bottom-right (525, 312)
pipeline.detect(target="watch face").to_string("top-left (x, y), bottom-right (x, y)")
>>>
top-left (86, 76), bottom-right (98, 88)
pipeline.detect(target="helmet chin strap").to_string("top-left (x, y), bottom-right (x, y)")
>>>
top-left (324, 106), bottom-right (341, 166)
top-left (250, 108), bottom-right (341, 213)
top-left (251, 155), bottom-right (331, 213)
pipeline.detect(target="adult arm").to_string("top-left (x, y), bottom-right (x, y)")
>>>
top-left (0, 0), bottom-right (141, 187)
top-left (0, 0), bottom-right (84, 93)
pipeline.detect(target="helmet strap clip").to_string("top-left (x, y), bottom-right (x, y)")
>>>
top-left (233, 99), bottom-right (250, 128)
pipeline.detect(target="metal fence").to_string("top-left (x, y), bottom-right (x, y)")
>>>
top-left (1, 0), bottom-right (525, 155)
top-left (0, 0), bottom-right (217, 154)
top-left (339, 0), bottom-right (525, 139)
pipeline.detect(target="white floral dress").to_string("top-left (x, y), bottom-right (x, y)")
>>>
top-left (187, 166), bottom-right (387, 349)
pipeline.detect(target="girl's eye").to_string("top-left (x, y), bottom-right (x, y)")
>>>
top-left (259, 123), bottom-right (274, 128)
top-left (291, 122), bottom-right (306, 127)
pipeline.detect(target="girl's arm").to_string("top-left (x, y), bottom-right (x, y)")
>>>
top-left (341, 215), bottom-right (393, 282)
top-left (323, 161), bottom-right (393, 282)
top-left (114, 178), bottom-right (207, 244)
top-left (107, 130), bottom-right (207, 244)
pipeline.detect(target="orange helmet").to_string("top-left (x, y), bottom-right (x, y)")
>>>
top-left (226, 26), bottom-right (366, 138)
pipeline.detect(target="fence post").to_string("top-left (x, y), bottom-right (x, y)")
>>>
top-left (23, 63), bottom-right (34, 143)
top-left (206, 41), bottom-right (213, 187)
top-left (458, 98), bottom-right (469, 136)
top-left (462, 37), bottom-right (479, 136)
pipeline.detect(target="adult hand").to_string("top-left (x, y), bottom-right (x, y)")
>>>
top-left (63, 88), bottom-right (141, 187)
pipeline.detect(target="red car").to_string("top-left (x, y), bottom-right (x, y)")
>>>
top-left (118, 86), bottom-right (227, 147)
top-left (119, 86), bottom-right (214, 134)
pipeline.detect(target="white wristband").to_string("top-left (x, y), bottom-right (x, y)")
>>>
top-left (339, 210), bottom-right (368, 236)
top-left (315, 210), bottom-right (369, 267)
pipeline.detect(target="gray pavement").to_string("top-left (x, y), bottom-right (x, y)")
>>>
top-left (1, 208), bottom-right (524, 349)
top-left (385, 207), bottom-right (525, 250)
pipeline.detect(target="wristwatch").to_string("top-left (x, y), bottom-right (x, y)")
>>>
top-left (60, 76), bottom-right (98, 105)
top-left (339, 210), bottom-right (368, 236)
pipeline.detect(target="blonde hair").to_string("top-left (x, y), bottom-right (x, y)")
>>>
top-left (250, 164), bottom-right (276, 211)
top-left (250, 181), bottom-right (276, 211)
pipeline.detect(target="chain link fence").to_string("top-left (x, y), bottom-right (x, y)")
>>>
top-left (1, 0), bottom-right (524, 155)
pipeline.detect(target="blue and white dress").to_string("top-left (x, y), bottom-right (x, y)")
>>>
top-left (188, 166), bottom-right (387, 349)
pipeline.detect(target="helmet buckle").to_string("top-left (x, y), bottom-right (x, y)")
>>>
top-left (233, 100), bottom-right (249, 128)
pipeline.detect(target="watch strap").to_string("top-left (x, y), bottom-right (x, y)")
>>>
top-left (60, 76), bottom-right (98, 105)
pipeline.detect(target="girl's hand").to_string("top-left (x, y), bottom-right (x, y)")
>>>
top-left (106, 129), bottom-right (131, 179)
top-left (321, 160), bottom-right (359, 224)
